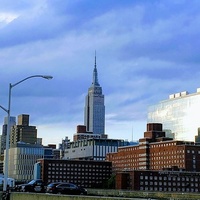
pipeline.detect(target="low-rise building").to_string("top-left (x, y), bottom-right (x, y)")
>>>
top-left (37, 159), bottom-right (112, 188)
top-left (107, 123), bottom-right (200, 172)
top-left (64, 138), bottom-right (129, 161)
top-left (73, 125), bottom-right (108, 141)
top-left (116, 169), bottom-right (200, 192)
top-left (106, 123), bottom-right (200, 191)
top-left (7, 142), bottom-right (53, 181)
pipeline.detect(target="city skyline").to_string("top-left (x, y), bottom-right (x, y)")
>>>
top-left (0, 1), bottom-right (200, 145)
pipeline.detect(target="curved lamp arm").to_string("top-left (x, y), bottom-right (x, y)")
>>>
top-left (3, 74), bottom-right (53, 194)
top-left (11, 75), bottom-right (53, 88)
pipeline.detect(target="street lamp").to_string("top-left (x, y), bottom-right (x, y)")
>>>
top-left (1, 75), bottom-right (53, 193)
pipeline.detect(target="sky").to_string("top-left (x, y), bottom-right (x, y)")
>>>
top-left (0, 0), bottom-right (200, 146)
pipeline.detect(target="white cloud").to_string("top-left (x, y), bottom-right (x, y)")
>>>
top-left (0, 12), bottom-right (19, 29)
top-left (0, 12), bottom-right (18, 23)
top-left (0, 1), bottom-right (200, 145)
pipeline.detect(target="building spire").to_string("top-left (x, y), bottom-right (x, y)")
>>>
top-left (92, 51), bottom-right (100, 86)
top-left (95, 50), bottom-right (97, 69)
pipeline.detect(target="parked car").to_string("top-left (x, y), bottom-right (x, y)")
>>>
top-left (46, 182), bottom-right (87, 195)
top-left (15, 179), bottom-right (45, 193)
top-left (0, 177), bottom-right (15, 191)
top-left (46, 182), bottom-right (63, 194)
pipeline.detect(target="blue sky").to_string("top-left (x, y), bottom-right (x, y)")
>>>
top-left (0, 0), bottom-right (200, 146)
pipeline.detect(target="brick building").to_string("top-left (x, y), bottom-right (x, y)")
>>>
top-left (37, 159), bottom-right (112, 188)
top-left (106, 123), bottom-right (200, 191)
top-left (116, 169), bottom-right (200, 192)
top-left (106, 123), bottom-right (200, 172)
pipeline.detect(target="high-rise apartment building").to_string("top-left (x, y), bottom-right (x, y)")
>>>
top-left (148, 88), bottom-right (200, 141)
top-left (18, 114), bottom-right (29, 126)
top-left (0, 116), bottom-right (16, 155)
top-left (10, 114), bottom-right (37, 146)
top-left (84, 55), bottom-right (105, 135)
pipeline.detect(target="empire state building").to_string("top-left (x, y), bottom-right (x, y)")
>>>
top-left (84, 56), bottom-right (105, 135)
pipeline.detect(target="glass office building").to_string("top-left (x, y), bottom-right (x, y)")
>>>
top-left (147, 89), bottom-right (200, 141)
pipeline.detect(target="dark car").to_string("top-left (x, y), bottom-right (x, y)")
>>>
top-left (46, 182), bottom-right (63, 194)
top-left (46, 182), bottom-right (87, 195)
top-left (15, 179), bottom-right (45, 193)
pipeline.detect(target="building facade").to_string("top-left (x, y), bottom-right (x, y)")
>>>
top-left (10, 114), bottom-right (37, 145)
top-left (37, 159), bottom-right (112, 188)
top-left (64, 138), bottom-right (129, 161)
top-left (73, 125), bottom-right (107, 141)
top-left (106, 123), bottom-right (200, 192)
top-left (116, 169), bottom-right (200, 192)
top-left (148, 88), bottom-right (200, 141)
top-left (1, 116), bottom-right (16, 155)
top-left (84, 55), bottom-right (105, 135)
top-left (7, 142), bottom-right (53, 181)
top-left (106, 123), bottom-right (200, 172)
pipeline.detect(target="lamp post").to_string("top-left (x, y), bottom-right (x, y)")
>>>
top-left (2, 75), bottom-right (53, 193)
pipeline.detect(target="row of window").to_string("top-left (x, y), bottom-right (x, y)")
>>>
top-left (151, 165), bottom-right (185, 169)
top-left (152, 151), bottom-right (185, 156)
top-left (16, 154), bottom-right (42, 160)
top-left (48, 167), bottom-right (108, 171)
top-left (15, 165), bottom-right (34, 170)
top-left (48, 171), bottom-right (109, 176)
top-left (48, 163), bottom-right (110, 168)
top-left (119, 142), bottom-right (179, 152)
top-left (114, 147), bottom-right (200, 158)
top-left (19, 147), bottom-right (44, 154)
top-left (15, 170), bottom-right (33, 175)
top-left (141, 181), bottom-right (199, 187)
top-left (151, 142), bottom-right (177, 148)
top-left (152, 159), bottom-right (184, 164)
top-left (47, 175), bottom-right (107, 179)
top-left (140, 175), bottom-right (200, 181)
top-left (140, 186), bottom-right (199, 192)
top-left (187, 150), bottom-right (200, 154)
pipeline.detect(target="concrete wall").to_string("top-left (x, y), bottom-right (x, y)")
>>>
top-left (4, 189), bottom-right (200, 200)
top-left (9, 192), bottom-right (131, 200)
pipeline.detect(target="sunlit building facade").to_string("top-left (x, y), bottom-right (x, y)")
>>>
top-left (10, 114), bottom-right (37, 145)
top-left (106, 123), bottom-right (200, 172)
top-left (64, 138), bottom-right (129, 161)
top-left (148, 89), bottom-right (200, 141)
top-left (7, 142), bottom-right (53, 181)
top-left (106, 123), bottom-right (200, 192)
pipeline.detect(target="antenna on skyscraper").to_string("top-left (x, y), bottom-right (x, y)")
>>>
top-left (95, 50), bottom-right (97, 68)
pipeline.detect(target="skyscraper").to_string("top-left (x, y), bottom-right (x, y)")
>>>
top-left (84, 55), bottom-right (105, 135)
top-left (10, 114), bottom-right (37, 146)
top-left (0, 116), bottom-right (16, 155)
top-left (147, 88), bottom-right (200, 141)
